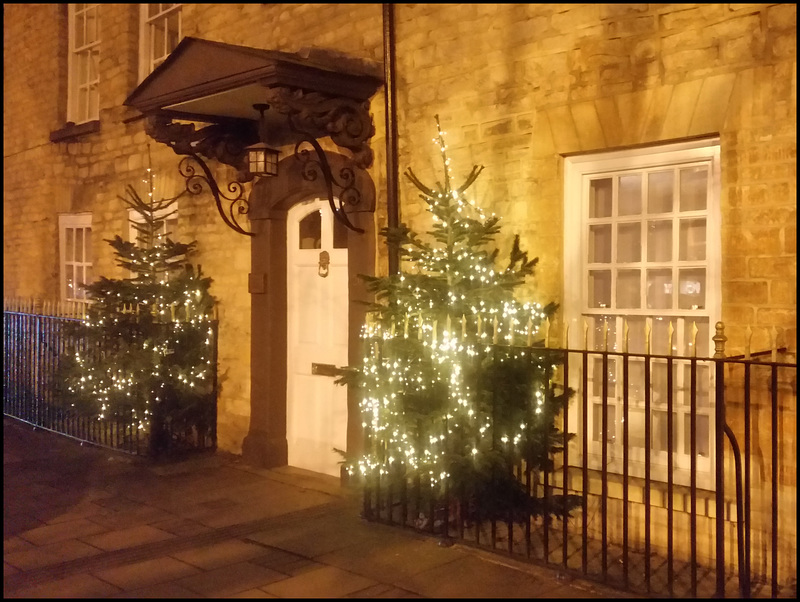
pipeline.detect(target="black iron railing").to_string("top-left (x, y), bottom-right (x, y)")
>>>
top-left (3, 299), bottom-right (218, 457)
top-left (361, 323), bottom-right (797, 599)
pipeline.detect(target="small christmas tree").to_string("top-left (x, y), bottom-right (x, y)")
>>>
top-left (341, 116), bottom-right (578, 526)
top-left (62, 160), bottom-right (216, 456)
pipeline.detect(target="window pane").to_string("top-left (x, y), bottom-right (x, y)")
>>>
top-left (74, 12), bottom-right (85, 48)
top-left (590, 315), bottom-right (616, 351)
top-left (651, 317), bottom-right (676, 355)
top-left (679, 218), bottom-right (706, 261)
top-left (75, 229), bottom-right (84, 262)
top-left (66, 269), bottom-right (75, 299)
top-left (589, 270), bottom-right (611, 308)
top-left (88, 86), bottom-right (99, 121)
top-left (89, 49), bottom-right (99, 81)
top-left (647, 220), bottom-right (672, 261)
top-left (589, 224), bottom-right (611, 263)
top-left (652, 361), bottom-right (678, 402)
top-left (682, 363), bottom-right (710, 408)
top-left (78, 52), bottom-right (89, 84)
top-left (629, 408), bottom-right (646, 448)
top-left (78, 88), bottom-right (88, 123)
top-left (592, 403), bottom-right (617, 443)
top-left (626, 360), bottom-right (646, 402)
top-left (684, 413), bottom-right (709, 457)
top-left (652, 410), bottom-right (677, 452)
top-left (167, 12), bottom-right (180, 51)
top-left (84, 227), bottom-right (92, 262)
top-left (618, 174), bottom-right (642, 216)
top-left (684, 319), bottom-right (709, 357)
top-left (678, 268), bottom-right (705, 309)
top-left (66, 228), bottom-right (75, 261)
top-left (646, 269), bottom-right (672, 309)
top-left (616, 269), bottom-right (640, 309)
top-left (589, 178), bottom-right (612, 218)
top-left (617, 223), bottom-right (641, 262)
top-left (153, 22), bottom-right (166, 58)
top-left (626, 316), bottom-right (648, 353)
top-left (85, 7), bottom-right (97, 44)
top-left (648, 171), bottom-right (673, 213)
top-left (680, 167), bottom-right (707, 212)
top-left (299, 211), bottom-right (321, 249)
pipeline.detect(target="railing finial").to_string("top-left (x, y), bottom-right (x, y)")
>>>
top-left (713, 321), bottom-right (727, 358)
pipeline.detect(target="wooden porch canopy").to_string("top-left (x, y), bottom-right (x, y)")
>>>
top-left (124, 36), bottom-right (384, 174)
top-left (123, 36), bottom-right (384, 235)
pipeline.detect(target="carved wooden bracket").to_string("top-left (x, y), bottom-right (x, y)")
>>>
top-left (262, 86), bottom-right (376, 170)
top-left (145, 115), bottom-right (259, 182)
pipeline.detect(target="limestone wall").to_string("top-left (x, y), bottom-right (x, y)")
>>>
top-left (3, 4), bottom-right (795, 457)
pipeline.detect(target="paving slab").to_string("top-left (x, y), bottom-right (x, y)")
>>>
top-left (175, 561), bottom-right (287, 597)
top-left (4, 417), bottom-right (635, 599)
top-left (172, 538), bottom-right (274, 570)
top-left (231, 587), bottom-right (279, 598)
top-left (110, 581), bottom-right (204, 598)
top-left (260, 565), bottom-right (379, 598)
top-left (10, 572), bottom-right (123, 598)
top-left (17, 517), bottom-right (109, 546)
top-left (5, 538), bottom-right (103, 571)
top-left (81, 524), bottom-right (175, 552)
top-left (94, 555), bottom-right (202, 590)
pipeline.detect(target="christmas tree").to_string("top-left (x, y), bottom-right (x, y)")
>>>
top-left (341, 116), bottom-right (578, 526)
top-left (61, 160), bottom-right (216, 456)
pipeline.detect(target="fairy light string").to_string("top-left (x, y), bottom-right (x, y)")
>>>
top-left (64, 148), bottom-right (215, 444)
top-left (346, 117), bottom-right (566, 518)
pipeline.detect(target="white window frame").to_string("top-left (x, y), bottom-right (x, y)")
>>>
top-left (67, 4), bottom-right (100, 124)
top-left (59, 213), bottom-right (93, 302)
top-left (138, 3), bottom-right (182, 81)
top-left (563, 138), bottom-right (721, 488)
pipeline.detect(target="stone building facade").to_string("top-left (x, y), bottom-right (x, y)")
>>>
top-left (3, 1), bottom-right (796, 588)
top-left (4, 1), bottom-right (795, 449)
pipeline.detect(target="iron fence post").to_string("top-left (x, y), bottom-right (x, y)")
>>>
top-left (713, 321), bottom-right (727, 598)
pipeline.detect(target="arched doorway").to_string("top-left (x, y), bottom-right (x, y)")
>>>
top-left (242, 152), bottom-right (376, 476)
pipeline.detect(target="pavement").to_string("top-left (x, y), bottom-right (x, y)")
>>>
top-left (3, 416), bottom-right (633, 599)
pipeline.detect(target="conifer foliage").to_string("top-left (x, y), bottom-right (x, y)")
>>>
top-left (342, 117), bottom-right (579, 524)
top-left (62, 163), bottom-right (216, 456)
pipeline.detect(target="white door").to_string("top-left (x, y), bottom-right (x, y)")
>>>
top-left (286, 199), bottom-right (349, 477)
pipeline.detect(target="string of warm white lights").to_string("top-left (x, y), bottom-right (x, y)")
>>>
top-left (65, 155), bottom-right (214, 436)
top-left (348, 117), bottom-right (560, 498)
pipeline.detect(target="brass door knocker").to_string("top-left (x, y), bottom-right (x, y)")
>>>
top-left (318, 250), bottom-right (330, 277)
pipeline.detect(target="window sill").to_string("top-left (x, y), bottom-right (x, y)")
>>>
top-left (49, 120), bottom-right (101, 143)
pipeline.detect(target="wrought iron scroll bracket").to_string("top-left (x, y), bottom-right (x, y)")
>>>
top-left (292, 133), bottom-right (364, 233)
top-left (179, 154), bottom-right (255, 237)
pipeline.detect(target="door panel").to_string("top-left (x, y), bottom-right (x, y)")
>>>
top-left (286, 199), bottom-right (348, 477)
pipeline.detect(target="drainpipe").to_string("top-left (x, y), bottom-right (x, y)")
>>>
top-left (383, 3), bottom-right (400, 274)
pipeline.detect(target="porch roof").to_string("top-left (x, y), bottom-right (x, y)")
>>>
top-left (124, 36), bottom-right (384, 124)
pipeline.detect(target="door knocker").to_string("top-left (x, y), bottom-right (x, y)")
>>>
top-left (318, 250), bottom-right (330, 278)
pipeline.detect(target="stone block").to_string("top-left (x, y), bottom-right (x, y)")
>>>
top-left (546, 106), bottom-right (580, 154)
top-left (616, 89), bottom-right (654, 145)
top-left (767, 3), bottom-right (797, 29)
top-left (748, 257), bottom-right (797, 279)
top-left (770, 280), bottom-right (797, 305)
top-left (570, 101), bottom-right (605, 151)
top-left (690, 74), bottom-right (737, 136)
